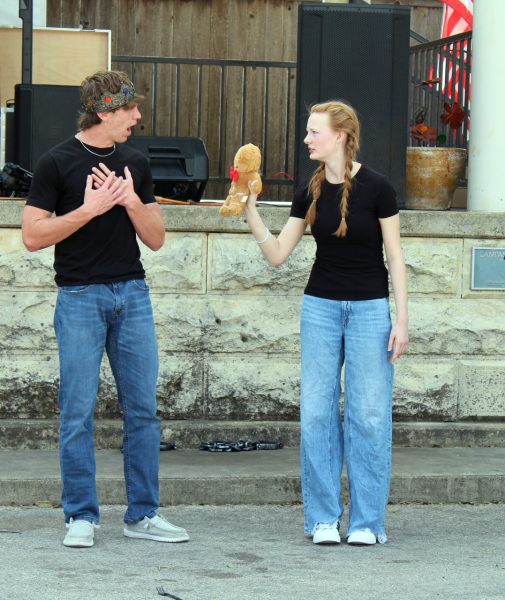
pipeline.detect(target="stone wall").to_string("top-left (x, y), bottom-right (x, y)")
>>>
top-left (1, 202), bottom-right (504, 423)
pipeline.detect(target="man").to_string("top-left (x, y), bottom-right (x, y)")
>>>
top-left (22, 71), bottom-right (189, 548)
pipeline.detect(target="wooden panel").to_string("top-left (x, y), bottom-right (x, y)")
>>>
top-left (209, 0), bottom-right (229, 58)
top-left (222, 67), bottom-right (245, 174)
top-left (134, 0), bottom-right (172, 56)
top-left (52, 0), bottom-right (82, 28)
top-left (171, 0), bottom-right (195, 58)
top-left (243, 67), bottom-right (266, 149)
top-left (190, 0), bottom-right (211, 58)
top-left (154, 63), bottom-right (178, 137)
top-left (45, 0), bottom-right (344, 61)
top-left (264, 0), bottom-right (285, 61)
top-left (0, 28), bottom-right (110, 106)
top-left (199, 65), bottom-right (223, 178)
top-left (115, 0), bottom-right (137, 56)
top-left (46, 0), bottom-right (62, 26)
top-left (133, 63), bottom-right (156, 136)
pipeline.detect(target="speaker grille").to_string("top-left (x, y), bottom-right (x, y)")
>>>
top-left (295, 3), bottom-right (410, 203)
top-left (14, 84), bottom-right (81, 172)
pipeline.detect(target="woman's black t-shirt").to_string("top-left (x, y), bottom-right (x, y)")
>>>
top-left (26, 136), bottom-right (156, 286)
top-left (290, 164), bottom-right (398, 301)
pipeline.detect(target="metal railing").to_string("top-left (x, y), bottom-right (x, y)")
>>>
top-left (409, 31), bottom-right (472, 148)
top-left (112, 55), bottom-right (297, 196)
top-left (114, 31), bottom-right (473, 198)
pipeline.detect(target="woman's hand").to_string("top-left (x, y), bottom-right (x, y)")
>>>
top-left (388, 321), bottom-right (409, 363)
top-left (245, 179), bottom-right (260, 211)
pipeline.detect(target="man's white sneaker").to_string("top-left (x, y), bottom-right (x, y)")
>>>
top-left (312, 523), bottom-right (341, 545)
top-left (124, 514), bottom-right (189, 543)
top-left (347, 528), bottom-right (377, 546)
top-left (63, 518), bottom-right (98, 548)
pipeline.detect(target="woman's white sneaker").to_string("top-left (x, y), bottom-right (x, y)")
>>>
top-left (347, 528), bottom-right (376, 546)
top-left (312, 523), bottom-right (341, 545)
top-left (63, 518), bottom-right (98, 548)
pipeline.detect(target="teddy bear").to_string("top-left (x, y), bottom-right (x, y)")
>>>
top-left (220, 143), bottom-right (262, 217)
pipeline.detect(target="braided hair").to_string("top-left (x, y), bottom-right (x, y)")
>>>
top-left (305, 101), bottom-right (361, 237)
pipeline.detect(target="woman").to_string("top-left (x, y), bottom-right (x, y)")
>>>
top-left (245, 101), bottom-right (408, 546)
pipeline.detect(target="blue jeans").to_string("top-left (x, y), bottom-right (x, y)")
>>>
top-left (54, 280), bottom-right (160, 525)
top-left (300, 294), bottom-right (393, 542)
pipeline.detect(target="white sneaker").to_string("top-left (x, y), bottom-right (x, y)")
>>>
top-left (124, 514), bottom-right (189, 543)
top-left (347, 528), bottom-right (376, 546)
top-left (63, 518), bottom-right (98, 548)
top-left (312, 522), bottom-right (341, 545)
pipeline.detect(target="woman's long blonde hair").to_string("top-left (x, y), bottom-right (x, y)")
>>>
top-left (305, 101), bottom-right (361, 237)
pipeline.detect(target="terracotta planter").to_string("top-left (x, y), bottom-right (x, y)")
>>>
top-left (405, 147), bottom-right (467, 210)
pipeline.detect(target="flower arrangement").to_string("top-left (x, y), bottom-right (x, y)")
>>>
top-left (410, 100), bottom-right (466, 146)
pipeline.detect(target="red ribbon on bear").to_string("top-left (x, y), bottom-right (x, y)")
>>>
top-left (229, 166), bottom-right (239, 182)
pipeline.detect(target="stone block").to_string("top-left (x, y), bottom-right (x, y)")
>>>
top-left (141, 233), bottom-right (206, 293)
top-left (0, 231), bottom-right (54, 290)
top-left (205, 296), bottom-right (301, 354)
top-left (405, 299), bottom-right (505, 356)
top-left (152, 294), bottom-right (210, 353)
top-left (393, 359), bottom-right (458, 419)
top-left (208, 233), bottom-right (314, 294)
top-left (96, 353), bottom-right (205, 419)
top-left (0, 353), bottom-right (205, 420)
top-left (207, 357), bottom-right (300, 419)
top-left (153, 295), bottom-right (301, 354)
top-left (459, 361), bottom-right (505, 418)
top-left (0, 354), bottom-right (59, 418)
top-left (156, 204), bottom-right (291, 233)
top-left (400, 238), bottom-right (462, 296)
top-left (0, 291), bottom-right (56, 353)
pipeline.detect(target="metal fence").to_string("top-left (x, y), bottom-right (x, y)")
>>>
top-left (112, 55), bottom-right (297, 199)
top-left (113, 31), bottom-right (473, 199)
top-left (409, 31), bottom-right (472, 149)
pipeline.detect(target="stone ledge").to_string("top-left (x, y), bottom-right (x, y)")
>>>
top-left (1, 419), bottom-right (504, 449)
top-left (2, 201), bottom-right (505, 238)
top-left (1, 447), bottom-right (505, 505)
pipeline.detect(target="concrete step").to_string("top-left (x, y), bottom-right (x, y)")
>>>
top-left (1, 447), bottom-right (505, 506)
top-left (1, 418), bottom-right (505, 449)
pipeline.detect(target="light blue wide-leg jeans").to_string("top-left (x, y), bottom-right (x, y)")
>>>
top-left (300, 294), bottom-right (393, 542)
top-left (54, 280), bottom-right (160, 525)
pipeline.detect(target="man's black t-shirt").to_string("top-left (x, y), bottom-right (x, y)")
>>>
top-left (290, 164), bottom-right (398, 301)
top-left (27, 136), bottom-right (156, 286)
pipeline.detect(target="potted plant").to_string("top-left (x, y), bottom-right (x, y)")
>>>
top-left (406, 100), bottom-right (467, 210)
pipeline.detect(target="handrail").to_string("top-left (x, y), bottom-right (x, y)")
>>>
top-left (112, 54), bottom-right (296, 199)
top-left (409, 31), bottom-right (472, 149)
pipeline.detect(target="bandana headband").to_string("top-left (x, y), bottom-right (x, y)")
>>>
top-left (81, 81), bottom-right (137, 114)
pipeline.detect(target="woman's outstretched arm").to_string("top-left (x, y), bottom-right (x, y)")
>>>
top-left (244, 182), bottom-right (307, 267)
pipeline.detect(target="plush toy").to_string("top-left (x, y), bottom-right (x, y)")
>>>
top-left (220, 143), bottom-right (262, 217)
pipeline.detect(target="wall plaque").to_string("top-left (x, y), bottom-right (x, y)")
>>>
top-left (471, 247), bottom-right (505, 290)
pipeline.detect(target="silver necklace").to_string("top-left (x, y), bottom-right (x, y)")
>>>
top-left (77, 135), bottom-right (116, 157)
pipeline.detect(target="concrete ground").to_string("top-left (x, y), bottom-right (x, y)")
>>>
top-left (1, 504), bottom-right (504, 600)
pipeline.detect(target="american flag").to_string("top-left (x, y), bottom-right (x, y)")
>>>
top-left (441, 0), bottom-right (473, 37)
top-left (437, 0), bottom-right (474, 105)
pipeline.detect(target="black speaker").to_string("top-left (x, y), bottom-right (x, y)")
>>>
top-left (126, 136), bottom-right (209, 201)
top-left (14, 84), bottom-right (81, 171)
top-left (295, 3), bottom-right (410, 203)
